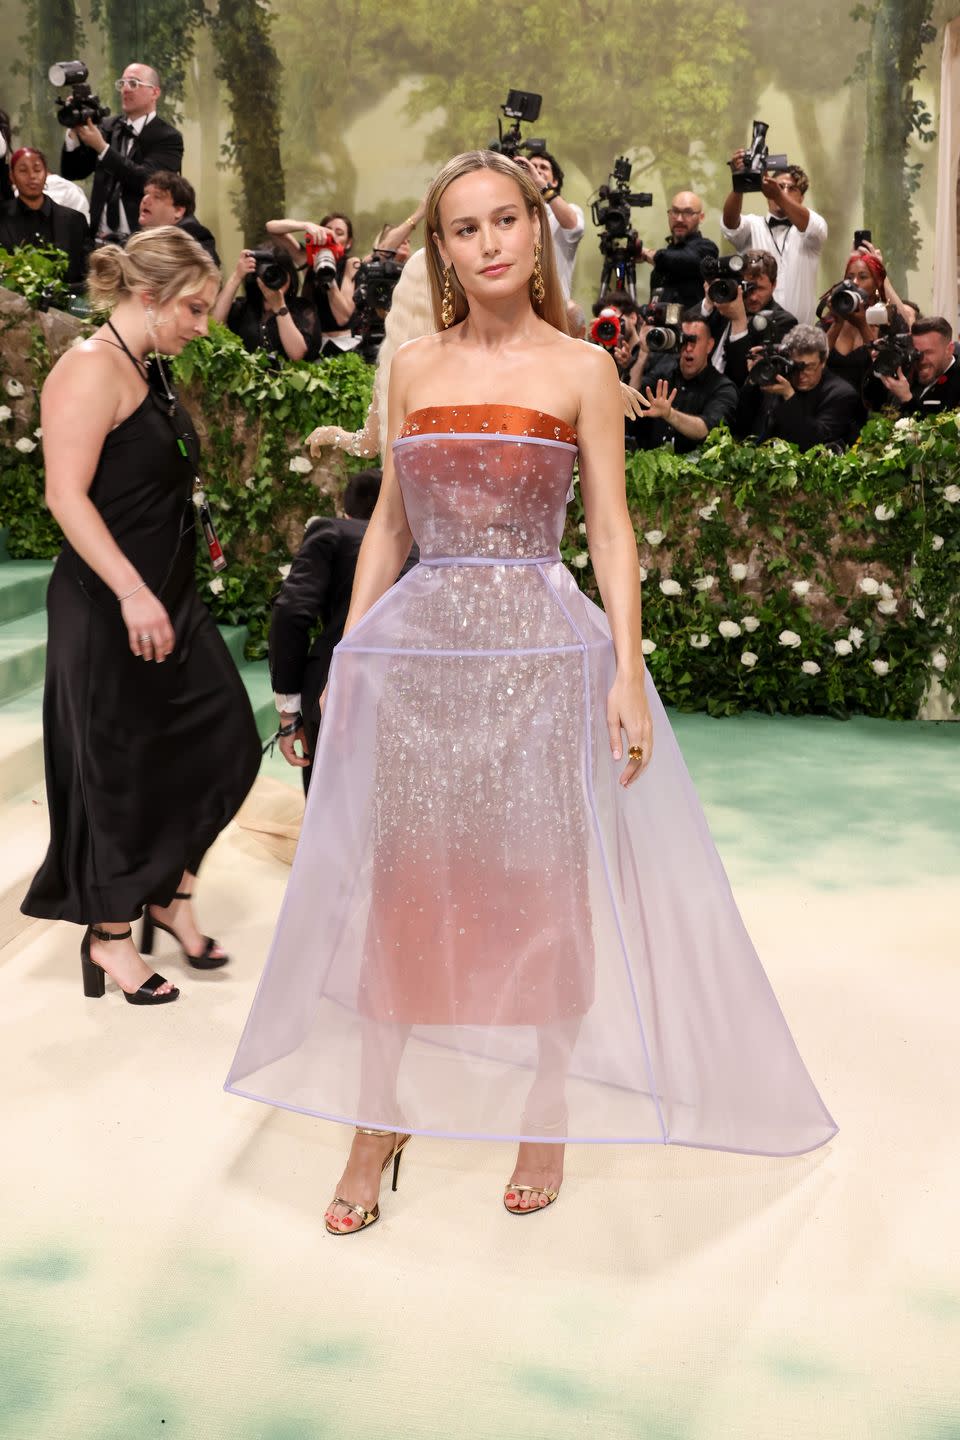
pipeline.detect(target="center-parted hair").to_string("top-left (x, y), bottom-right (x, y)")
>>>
top-left (423, 150), bottom-right (568, 335)
top-left (86, 224), bottom-right (218, 312)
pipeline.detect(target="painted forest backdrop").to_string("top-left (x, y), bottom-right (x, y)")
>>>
top-left (1, 0), bottom-right (958, 311)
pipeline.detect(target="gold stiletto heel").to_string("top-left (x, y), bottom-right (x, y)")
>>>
top-left (325, 1127), bottom-right (410, 1236)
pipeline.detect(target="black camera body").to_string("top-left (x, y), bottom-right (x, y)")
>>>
top-left (865, 306), bottom-right (918, 380)
top-left (49, 60), bottom-right (110, 129)
top-left (700, 253), bottom-right (747, 305)
top-left (732, 119), bottom-right (789, 194)
top-left (490, 89), bottom-right (547, 161)
top-left (640, 300), bottom-right (685, 353)
top-left (248, 249), bottom-right (289, 291)
top-left (829, 279), bottom-right (871, 318)
top-left (746, 341), bottom-right (798, 389)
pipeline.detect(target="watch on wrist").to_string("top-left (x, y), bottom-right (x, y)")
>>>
top-left (275, 304), bottom-right (289, 317)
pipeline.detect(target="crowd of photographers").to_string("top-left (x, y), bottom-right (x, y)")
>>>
top-left (2, 66), bottom-right (959, 455)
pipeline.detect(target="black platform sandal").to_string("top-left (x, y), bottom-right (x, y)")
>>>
top-left (80, 925), bottom-right (180, 1005)
top-left (140, 891), bottom-right (229, 970)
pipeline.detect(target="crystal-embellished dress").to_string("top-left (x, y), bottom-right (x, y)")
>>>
top-left (226, 405), bottom-right (837, 1156)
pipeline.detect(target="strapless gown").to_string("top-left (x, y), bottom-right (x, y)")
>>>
top-left (226, 405), bottom-right (837, 1156)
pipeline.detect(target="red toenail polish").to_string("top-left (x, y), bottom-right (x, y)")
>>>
top-left (506, 1192), bottom-right (516, 1201)
top-left (343, 1217), bottom-right (353, 1226)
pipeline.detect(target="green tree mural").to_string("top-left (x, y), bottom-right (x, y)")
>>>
top-left (210, 0), bottom-right (286, 241)
top-left (90, 0), bottom-right (207, 123)
top-left (11, 0), bottom-right (84, 157)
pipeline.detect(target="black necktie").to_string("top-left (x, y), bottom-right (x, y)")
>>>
top-left (105, 123), bottom-right (134, 231)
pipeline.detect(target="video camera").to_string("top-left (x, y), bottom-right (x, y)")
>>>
top-left (866, 303), bottom-right (918, 380)
top-left (489, 90), bottom-right (548, 161)
top-left (700, 253), bottom-right (748, 305)
top-left (590, 156), bottom-right (653, 300)
top-left (731, 120), bottom-right (789, 195)
top-left (639, 300), bottom-right (685, 354)
top-left (351, 249), bottom-right (404, 363)
top-left (49, 60), bottom-right (110, 129)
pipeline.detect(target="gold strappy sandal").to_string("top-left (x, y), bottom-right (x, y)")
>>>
top-left (325, 1127), bottom-right (410, 1236)
top-left (503, 1113), bottom-right (565, 1216)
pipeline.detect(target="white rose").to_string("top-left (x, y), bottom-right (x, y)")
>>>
top-left (801, 660), bottom-right (821, 676)
top-left (278, 562), bottom-right (292, 579)
top-left (741, 615), bottom-right (760, 633)
top-left (778, 629), bottom-right (802, 648)
top-left (877, 599), bottom-right (898, 615)
top-left (848, 626), bottom-right (865, 649)
top-left (659, 578), bottom-right (682, 596)
top-left (4, 378), bottom-right (25, 398)
top-left (791, 580), bottom-right (811, 597)
top-left (912, 600), bottom-right (926, 619)
top-left (878, 581), bottom-right (893, 600)
top-left (690, 633), bottom-right (711, 649)
top-left (208, 577), bottom-right (225, 595)
top-left (0, 405), bottom-right (11, 422)
top-left (698, 503), bottom-right (718, 520)
top-left (740, 651), bottom-right (758, 668)
top-left (871, 659), bottom-right (890, 676)
top-left (638, 565), bottom-right (648, 582)
top-left (932, 534), bottom-right (945, 551)
top-left (729, 562), bottom-right (748, 582)
top-left (692, 575), bottom-right (716, 592)
top-left (244, 476), bottom-right (256, 490)
top-left (858, 577), bottom-right (880, 595)
top-left (572, 552), bottom-right (589, 569)
top-left (894, 417), bottom-right (913, 431)
top-left (874, 504), bottom-right (895, 522)
top-left (33, 426), bottom-right (42, 438)
top-left (14, 437), bottom-right (36, 453)
top-left (578, 522), bottom-right (587, 535)
top-left (644, 529), bottom-right (665, 547)
top-left (718, 620), bottom-right (742, 639)
top-left (641, 637), bottom-right (657, 656)
top-left (943, 484), bottom-right (960, 504)
top-left (932, 651), bottom-right (948, 672)
top-left (834, 639), bottom-right (853, 656)
top-left (288, 455), bottom-right (313, 474)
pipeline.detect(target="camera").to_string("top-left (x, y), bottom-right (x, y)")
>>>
top-left (866, 304), bottom-right (918, 380)
top-left (305, 233), bottom-right (345, 287)
top-left (248, 249), bottom-right (289, 291)
top-left (640, 300), bottom-right (685, 353)
top-left (700, 253), bottom-right (747, 305)
top-left (351, 249), bottom-right (404, 362)
top-left (590, 155), bottom-right (653, 300)
top-left (489, 90), bottom-right (547, 161)
top-left (49, 60), bottom-right (110, 129)
top-left (589, 306), bottom-right (622, 349)
top-left (746, 341), bottom-right (798, 389)
top-left (730, 120), bottom-right (789, 194)
top-left (828, 279), bottom-right (871, 318)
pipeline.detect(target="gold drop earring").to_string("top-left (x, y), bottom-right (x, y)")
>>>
top-left (441, 265), bottom-right (455, 328)
top-left (531, 243), bottom-right (545, 304)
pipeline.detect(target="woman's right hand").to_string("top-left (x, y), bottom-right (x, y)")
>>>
top-left (120, 587), bottom-right (175, 663)
top-left (233, 250), bottom-right (257, 283)
top-left (307, 425), bottom-right (345, 456)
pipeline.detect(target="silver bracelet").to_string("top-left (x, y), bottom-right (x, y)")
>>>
top-left (117, 581), bottom-right (146, 602)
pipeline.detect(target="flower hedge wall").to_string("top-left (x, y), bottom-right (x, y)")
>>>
top-left (1, 261), bottom-right (958, 718)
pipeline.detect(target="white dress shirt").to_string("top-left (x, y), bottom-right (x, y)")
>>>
top-left (719, 208), bottom-right (828, 326)
top-left (547, 202), bottom-right (585, 301)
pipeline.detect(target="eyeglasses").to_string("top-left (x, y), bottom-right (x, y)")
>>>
top-left (668, 207), bottom-right (701, 219)
top-left (115, 78), bottom-right (157, 91)
top-left (792, 359), bottom-right (823, 371)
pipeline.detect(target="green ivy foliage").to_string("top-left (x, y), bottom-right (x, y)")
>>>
top-left (0, 245), bottom-right (73, 311)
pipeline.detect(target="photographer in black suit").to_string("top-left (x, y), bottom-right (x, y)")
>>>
top-left (700, 250), bottom-right (797, 387)
top-left (61, 63), bottom-right (183, 242)
top-left (738, 324), bottom-right (860, 451)
top-left (876, 316), bottom-right (960, 418)
top-left (637, 190), bottom-right (718, 310)
top-left (270, 471), bottom-right (418, 793)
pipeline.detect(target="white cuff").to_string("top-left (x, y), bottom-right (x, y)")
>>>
top-left (274, 693), bottom-right (302, 715)
top-left (64, 133), bottom-right (80, 152)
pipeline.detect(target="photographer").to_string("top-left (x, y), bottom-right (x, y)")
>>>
top-left (212, 244), bottom-right (320, 363)
top-left (739, 324), bottom-right (860, 451)
top-left (878, 316), bottom-right (960, 417)
top-left (138, 171), bottom-right (219, 267)
top-left (373, 192), bottom-right (427, 265)
top-left (721, 159), bottom-right (826, 325)
top-left (0, 146), bottom-right (87, 287)
top-left (819, 243), bottom-right (910, 423)
top-left (514, 152), bottom-right (584, 299)
top-left (61, 63), bottom-right (183, 242)
top-left (591, 290), bottom-right (643, 379)
top-left (267, 211), bottom-right (359, 338)
top-left (630, 316), bottom-right (738, 454)
top-left (701, 250), bottom-right (797, 386)
top-left (638, 191), bottom-right (718, 310)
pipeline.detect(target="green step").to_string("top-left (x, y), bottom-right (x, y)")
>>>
top-left (0, 613), bottom-right (47, 705)
top-left (0, 682), bottom-right (45, 802)
top-left (0, 561), bottom-right (51, 623)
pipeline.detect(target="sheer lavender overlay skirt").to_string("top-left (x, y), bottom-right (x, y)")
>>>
top-left (226, 405), bottom-right (837, 1156)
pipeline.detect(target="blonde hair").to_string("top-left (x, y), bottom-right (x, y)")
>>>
top-left (424, 150), bottom-right (568, 334)
top-left (372, 247), bottom-right (434, 438)
top-left (86, 224), bottom-right (218, 312)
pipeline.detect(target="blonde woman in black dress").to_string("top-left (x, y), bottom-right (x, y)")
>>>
top-left (23, 226), bottom-right (261, 1003)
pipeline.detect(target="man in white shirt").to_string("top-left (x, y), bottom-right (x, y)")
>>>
top-left (61, 62), bottom-right (183, 242)
top-left (515, 151), bottom-right (584, 300)
top-left (720, 159), bottom-right (827, 325)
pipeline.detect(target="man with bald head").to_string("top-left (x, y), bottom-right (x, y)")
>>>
top-left (61, 61), bottom-right (183, 243)
top-left (638, 190), bottom-right (718, 310)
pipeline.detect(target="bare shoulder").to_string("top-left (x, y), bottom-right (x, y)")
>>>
top-left (41, 339), bottom-right (126, 429)
top-left (392, 332), bottom-right (444, 377)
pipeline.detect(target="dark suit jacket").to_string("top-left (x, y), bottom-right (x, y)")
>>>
top-left (0, 195), bottom-right (88, 286)
top-left (904, 357), bottom-right (960, 418)
top-left (649, 231), bottom-right (719, 310)
top-left (269, 517), bottom-right (418, 787)
top-left (738, 367), bottom-right (861, 451)
top-left (61, 114), bottom-right (183, 238)
top-left (178, 213), bottom-right (220, 268)
top-left (717, 302), bottom-right (798, 388)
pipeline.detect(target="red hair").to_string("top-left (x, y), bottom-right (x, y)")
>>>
top-left (10, 146), bottom-right (48, 171)
top-left (846, 250), bottom-right (886, 291)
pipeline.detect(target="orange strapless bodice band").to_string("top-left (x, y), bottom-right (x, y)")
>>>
top-left (398, 404), bottom-right (577, 445)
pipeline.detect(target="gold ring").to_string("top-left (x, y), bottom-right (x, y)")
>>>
top-left (628, 745), bottom-right (643, 761)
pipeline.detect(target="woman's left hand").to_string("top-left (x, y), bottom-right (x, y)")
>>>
top-left (607, 671), bottom-right (654, 787)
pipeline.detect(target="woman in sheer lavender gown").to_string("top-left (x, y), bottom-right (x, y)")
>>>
top-left (226, 151), bottom-right (837, 1235)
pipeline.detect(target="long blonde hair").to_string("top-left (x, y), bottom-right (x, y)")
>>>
top-left (372, 247), bottom-right (434, 436)
top-left (424, 150), bottom-right (568, 334)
